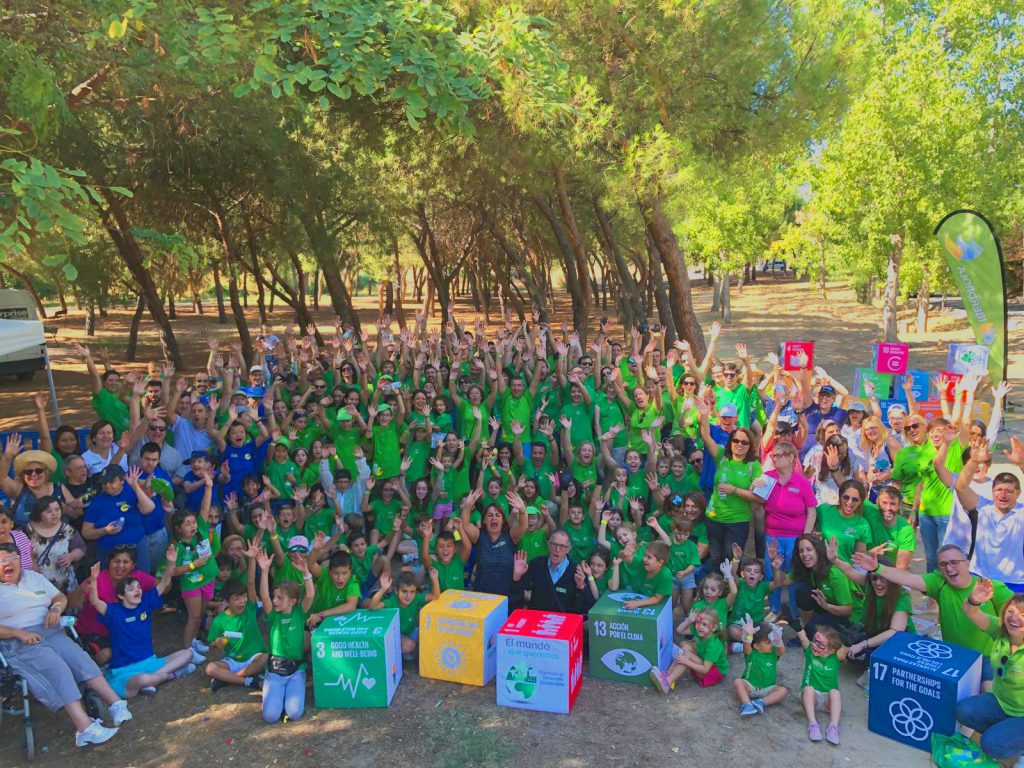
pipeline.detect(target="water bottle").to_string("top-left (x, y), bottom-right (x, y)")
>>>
top-left (59, 616), bottom-right (76, 629)
top-left (112, 516), bottom-right (125, 531)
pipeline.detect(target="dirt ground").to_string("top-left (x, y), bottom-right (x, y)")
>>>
top-left (1, 273), bottom-right (1020, 767)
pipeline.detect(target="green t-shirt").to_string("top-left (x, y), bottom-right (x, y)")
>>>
top-left (743, 647), bottom-right (778, 689)
top-left (808, 565), bottom-right (853, 607)
top-left (890, 443), bottom-right (925, 506)
top-left (370, 497), bottom-right (403, 538)
top-left (609, 540), bottom-right (647, 592)
top-left (404, 439), bottom-right (431, 483)
top-left (627, 401), bottom-right (660, 454)
top-left (303, 508), bottom-right (335, 542)
top-left (560, 401), bottom-right (594, 448)
top-left (989, 632), bottom-right (1024, 717)
top-left (457, 401), bottom-right (488, 442)
top-left (862, 590), bottom-right (917, 636)
top-left (693, 596), bottom-right (730, 629)
top-left (266, 459), bottom-right (300, 498)
top-left (802, 645), bottom-right (840, 692)
top-left (863, 504), bottom-right (916, 554)
top-left (594, 393), bottom-right (628, 448)
top-left (730, 579), bottom-right (770, 624)
top-left (918, 440), bottom-right (962, 517)
top-left (665, 467), bottom-right (701, 497)
top-left (350, 545), bottom-right (379, 587)
top-left (564, 518), bottom-right (596, 564)
top-left (430, 554), bottom-right (467, 592)
top-left (371, 423), bottom-right (401, 479)
top-left (816, 505), bottom-right (872, 565)
top-left (713, 384), bottom-right (751, 427)
top-left (326, 425), bottom-right (364, 477)
top-left (91, 387), bottom-right (130, 438)
top-left (639, 566), bottom-right (673, 598)
top-left (172, 518), bottom-right (220, 590)
top-left (311, 569), bottom-right (361, 615)
top-left (207, 602), bottom-right (267, 661)
top-left (501, 392), bottom-right (535, 442)
top-left (267, 606), bottom-right (307, 663)
top-left (921, 572), bottom-right (1013, 656)
top-left (667, 539), bottom-right (700, 576)
top-left (708, 459), bottom-right (762, 524)
top-left (383, 592), bottom-right (427, 636)
top-left (695, 631), bottom-right (729, 675)
top-left (518, 528), bottom-right (549, 562)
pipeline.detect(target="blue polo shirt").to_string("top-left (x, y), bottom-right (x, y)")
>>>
top-left (802, 405), bottom-right (848, 458)
top-left (220, 440), bottom-right (265, 501)
top-left (85, 486), bottom-right (146, 558)
top-left (101, 588), bottom-right (162, 668)
top-left (138, 467), bottom-right (173, 535)
top-left (699, 424), bottom-right (731, 493)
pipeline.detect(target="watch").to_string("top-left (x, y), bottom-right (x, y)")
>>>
top-left (48, 604), bottom-right (62, 613)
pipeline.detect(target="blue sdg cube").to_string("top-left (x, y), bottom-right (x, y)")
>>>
top-left (868, 632), bottom-right (982, 751)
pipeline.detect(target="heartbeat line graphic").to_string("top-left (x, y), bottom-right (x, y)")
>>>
top-left (323, 663), bottom-right (374, 696)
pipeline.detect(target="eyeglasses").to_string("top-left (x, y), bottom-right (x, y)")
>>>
top-left (0, 555), bottom-right (19, 565)
top-left (936, 558), bottom-right (965, 571)
top-left (149, 425), bottom-right (167, 432)
top-left (840, 494), bottom-right (861, 502)
top-left (724, 372), bottom-right (737, 378)
top-left (548, 542), bottom-right (570, 550)
top-left (904, 424), bottom-right (922, 432)
top-left (22, 467), bottom-right (47, 477)
top-left (110, 544), bottom-right (138, 555)
top-left (731, 438), bottom-right (750, 446)
top-left (682, 380), bottom-right (697, 387)
top-left (580, 360), bottom-right (593, 367)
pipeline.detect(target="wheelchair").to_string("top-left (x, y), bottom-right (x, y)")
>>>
top-left (0, 619), bottom-right (108, 760)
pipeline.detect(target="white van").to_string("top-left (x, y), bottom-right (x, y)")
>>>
top-left (0, 289), bottom-right (46, 381)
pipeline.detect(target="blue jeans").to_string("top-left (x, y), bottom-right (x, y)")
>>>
top-left (956, 692), bottom-right (1024, 760)
top-left (765, 535), bottom-right (799, 617)
top-left (706, 519), bottom-right (750, 570)
top-left (262, 667), bottom-right (306, 723)
top-left (919, 514), bottom-right (950, 574)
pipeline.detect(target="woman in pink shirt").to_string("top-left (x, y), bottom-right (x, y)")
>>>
top-left (759, 441), bottom-right (817, 619)
top-left (73, 543), bottom-right (156, 666)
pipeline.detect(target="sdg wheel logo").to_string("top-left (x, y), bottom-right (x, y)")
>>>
top-left (907, 639), bottom-right (953, 660)
top-left (889, 697), bottom-right (934, 742)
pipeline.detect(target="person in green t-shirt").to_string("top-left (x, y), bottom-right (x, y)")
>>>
top-left (889, 415), bottom-right (928, 514)
top-left (667, 518), bottom-right (700, 613)
top-left (420, 525), bottom-right (471, 592)
top-left (652, 606), bottom-right (729, 694)
top-left (559, 487), bottom-right (598, 565)
top-left (622, 541), bottom-right (673, 610)
top-left (255, 546), bottom-right (314, 724)
top-left (368, 568), bottom-right (441, 658)
top-left (306, 551), bottom-right (361, 625)
top-left (264, 438), bottom-right (300, 499)
top-left (769, 534), bottom-right (853, 634)
top-left (815, 480), bottom-right (872, 566)
top-left (75, 342), bottom-right (131, 437)
top-left (862, 486), bottom-right (916, 569)
top-left (733, 617), bottom-right (788, 716)
top-left (726, 550), bottom-right (772, 649)
top-left (365, 403), bottom-right (404, 480)
top-left (205, 576), bottom-right (268, 692)
top-left (796, 624), bottom-right (848, 745)
top-left (917, 421), bottom-right (963, 574)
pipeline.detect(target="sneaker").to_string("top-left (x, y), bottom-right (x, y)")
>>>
top-left (75, 719), bottom-right (118, 748)
top-left (729, 642), bottom-right (744, 654)
top-left (740, 703), bottom-right (758, 717)
top-left (857, 669), bottom-right (870, 691)
top-left (808, 722), bottom-right (822, 742)
top-left (649, 667), bottom-right (670, 695)
top-left (248, 675), bottom-right (263, 692)
top-left (826, 723), bottom-right (840, 746)
top-left (191, 639), bottom-right (210, 655)
top-left (108, 699), bottom-right (132, 726)
top-left (190, 648), bottom-right (208, 664)
top-left (139, 686), bottom-right (157, 695)
top-left (210, 677), bottom-right (226, 693)
top-left (751, 698), bottom-right (766, 714)
top-left (173, 663), bottom-right (197, 680)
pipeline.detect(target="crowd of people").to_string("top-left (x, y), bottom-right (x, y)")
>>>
top-left (0, 312), bottom-right (1021, 762)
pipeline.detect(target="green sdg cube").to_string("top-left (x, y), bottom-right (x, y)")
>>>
top-left (588, 592), bottom-right (673, 684)
top-left (311, 609), bottom-right (403, 708)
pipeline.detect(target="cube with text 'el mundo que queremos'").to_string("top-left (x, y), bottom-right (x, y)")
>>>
top-left (496, 610), bottom-right (583, 714)
top-left (311, 609), bottom-right (402, 708)
top-left (419, 590), bottom-right (508, 686)
top-left (868, 632), bottom-right (981, 752)
top-left (588, 592), bottom-right (673, 684)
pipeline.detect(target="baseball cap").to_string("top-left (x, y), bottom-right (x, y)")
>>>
top-left (96, 464), bottom-right (125, 485)
top-left (190, 450), bottom-right (211, 462)
top-left (378, 404), bottom-right (392, 413)
top-left (775, 420), bottom-right (795, 434)
top-left (719, 404), bottom-right (739, 419)
top-left (848, 401), bottom-right (868, 413)
top-left (336, 410), bottom-right (354, 422)
top-left (525, 506), bottom-right (541, 517)
top-left (887, 404), bottom-right (907, 417)
top-left (273, 437), bottom-right (291, 448)
top-left (249, 365), bottom-right (263, 373)
top-left (819, 385), bottom-right (836, 396)
top-left (287, 535), bottom-right (311, 553)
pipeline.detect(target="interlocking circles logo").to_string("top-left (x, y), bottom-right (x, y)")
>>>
top-left (907, 639), bottom-right (953, 660)
top-left (889, 697), bottom-right (934, 742)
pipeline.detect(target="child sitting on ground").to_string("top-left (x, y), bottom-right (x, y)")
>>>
top-left (623, 541), bottom-right (673, 610)
top-left (651, 607), bottom-right (729, 692)
top-left (733, 615), bottom-right (788, 716)
top-left (205, 571), bottom-right (268, 693)
top-left (677, 564), bottom-right (736, 637)
top-left (367, 568), bottom-right (441, 659)
top-left (306, 549), bottom-right (361, 628)
top-left (88, 555), bottom-right (200, 699)
top-left (797, 623), bottom-right (847, 746)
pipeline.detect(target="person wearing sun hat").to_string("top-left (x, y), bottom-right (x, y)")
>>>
top-left (0, 440), bottom-right (70, 527)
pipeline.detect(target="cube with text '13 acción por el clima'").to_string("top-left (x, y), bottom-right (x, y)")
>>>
top-left (496, 610), bottom-right (583, 714)
top-left (311, 609), bottom-right (402, 708)
top-left (588, 592), bottom-right (673, 685)
top-left (419, 590), bottom-right (508, 686)
top-left (868, 632), bottom-right (981, 752)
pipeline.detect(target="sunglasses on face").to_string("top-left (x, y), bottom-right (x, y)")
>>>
top-left (22, 467), bottom-right (47, 477)
top-left (150, 425), bottom-right (167, 432)
top-left (682, 380), bottom-right (697, 387)
top-left (904, 424), bottom-right (922, 432)
top-left (840, 494), bottom-right (861, 502)
top-left (731, 438), bottom-right (750, 446)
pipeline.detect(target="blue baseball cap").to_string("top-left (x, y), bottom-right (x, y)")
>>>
top-left (719, 404), bottom-right (739, 418)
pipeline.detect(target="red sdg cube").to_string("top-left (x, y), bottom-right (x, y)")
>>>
top-left (496, 610), bottom-right (583, 715)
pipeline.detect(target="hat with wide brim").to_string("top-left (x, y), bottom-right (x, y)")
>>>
top-left (13, 450), bottom-right (57, 476)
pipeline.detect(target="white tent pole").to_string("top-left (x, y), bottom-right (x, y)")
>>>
top-left (44, 345), bottom-right (61, 427)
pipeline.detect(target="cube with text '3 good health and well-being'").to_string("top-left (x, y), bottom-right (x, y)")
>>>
top-left (496, 610), bottom-right (583, 714)
top-left (868, 632), bottom-right (981, 752)
top-left (311, 609), bottom-right (402, 708)
top-left (419, 590), bottom-right (508, 686)
top-left (588, 592), bottom-right (673, 685)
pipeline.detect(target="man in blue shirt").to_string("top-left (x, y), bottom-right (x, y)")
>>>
top-left (137, 442), bottom-right (175, 571)
top-left (800, 384), bottom-right (848, 459)
top-left (82, 464), bottom-right (157, 573)
top-left (699, 403), bottom-right (737, 495)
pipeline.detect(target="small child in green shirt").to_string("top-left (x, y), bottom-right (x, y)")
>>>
top-left (206, 576), bottom-right (268, 693)
top-left (677, 565), bottom-right (737, 637)
top-left (652, 607), bottom-right (729, 693)
top-left (733, 618), bottom-right (788, 716)
top-left (797, 623), bottom-right (848, 745)
top-left (667, 517), bottom-right (700, 612)
top-left (367, 568), bottom-right (441, 660)
top-left (623, 541), bottom-right (673, 610)
top-left (580, 551), bottom-right (611, 602)
top-left (726, 546), bottom-right (772, 652)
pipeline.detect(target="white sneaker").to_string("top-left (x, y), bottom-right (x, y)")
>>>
top-left (75, 719), bottom-right (118, 747)
top-left (729, 642), bottom-right (744, 654)
top-left (190, 648), bottom-right (207, 664)
top-left (109, 699), bottom-right (132, 726)
top-left (173, 663), bottom-right (197, 680)
top-left (191, 639), bottom-right (210, 654)
top-left (139, 686), bottom-right (157, 695)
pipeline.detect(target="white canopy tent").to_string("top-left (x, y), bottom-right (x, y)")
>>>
top-left (0, 319), bottom-right (61, 425)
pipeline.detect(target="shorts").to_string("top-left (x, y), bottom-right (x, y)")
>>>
top-left (674, 572), bottom-right (697, 591)
top-left (807, 689), bottom-right (836, 709)
top-left (223, 653), bottom-right (264, 674)
top-left (690, 666), bottom-right (725, 687)
top-left (739, 679), bottom-right (777, 699)
top-left (433, 502), bottom-right (453, 521)
top-left (182, 581), bottom-right (216, 600)
top-left (106, 654), bottom-right (167, 697)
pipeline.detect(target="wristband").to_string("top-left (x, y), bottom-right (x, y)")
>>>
top-left (873, 563), bottom-right (884, 574)
top-left (453, 530), bottom-right (461, 542)
top-left (600, 520), bottom-right (608, 527)
top-left (188, 562), bottom-right (196, 571)
top-left (48, 604), bottom-right (62, 613)
top-left (744, 635), bottom-right (754, 644)
top-left (967, 597), bottom-right (982, 607)
top-left (588, 576), bottom-right (596, 583)
top-left (303, 574), bottom-right (313, 581)
top-left (270, 534), bottom-right (279, 540)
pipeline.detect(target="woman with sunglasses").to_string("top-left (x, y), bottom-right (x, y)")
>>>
top-left (0, 435), bottom-right (72, 527)
top-left (815, 480), bottom-right (871, 567)
top-left (957, 580), bottom-right (1024, 767)
top-left (889, 414), bottom-right (929, 520)
top-left (769, 534), bottom-right (853, 637)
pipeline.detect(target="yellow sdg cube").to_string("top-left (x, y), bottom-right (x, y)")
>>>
top-left (419, 590), bottom-right (508, 686)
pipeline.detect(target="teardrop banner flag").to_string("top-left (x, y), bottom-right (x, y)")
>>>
top-left (933, 210), bottom-right (1008, 386)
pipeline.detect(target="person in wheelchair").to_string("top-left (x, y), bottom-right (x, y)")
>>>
top-left (0, 542), bottom-right (131, 747)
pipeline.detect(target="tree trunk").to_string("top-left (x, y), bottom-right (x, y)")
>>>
top-left (482, 208), bottom-right (548, 319)
top-left (166, 291), bottom-right (177, 320)
top-left (208, 200), bottom-right (254, 368)
top-left (56, 279), bottom-right (68, 313)
top-left (299, 215), bottom-right (360, 331)
top-left (882, 233), bottom-right (903, 342)
top-left (719, 270), bottom-right (732, 324)
top-left (916, 275), bottom-right (929, 335)
top-left (85, 300), bottom-right (96, 336)
top-left (391, 238), bottom-right (406, 329)
top-left (818, 240), bottom-right (827, 298)
top-left (645, 233), bottom-right (676, 343)
top-left (532, 195), bottom-right (584, 331)
top-left (95, 190), bottom-right (183, 366)
top-left (212, 260), bottom-right (228, 324)
top-left (552, 166), bottom-right (592, 343)
top-left (710, 273), bottom-right (721, 314)
top-left (595, 201), bottom-right (645, 329)
top-left (0, 263), bottom-right (47, 318)
top-left (641, 195), bottom-right (706, 359)
top-left (125, 294), bottom-right (146, 361)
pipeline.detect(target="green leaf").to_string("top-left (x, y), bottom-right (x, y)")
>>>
top-left (42, 254), bottom-right (67, 267)
top-left (62, 263), bottom-right (79, 281)
top-left (309, 79), bottom-right (326, 92)
top-left (108, 186), bottom-right (134, 197)
top-left (108, 19), bottom-right (121, 38)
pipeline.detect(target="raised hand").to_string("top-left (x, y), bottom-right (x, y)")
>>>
top-left (732, 542), bottom-right (744, 562)
top-left (512, 550), bottom-right (529, 580)
top-left (825, 536), bottom-right (838, 563)
top-left (970, 577), bottom-right (994, 606)
top-left (255, 548), bottom-right (272, 571)
top-left (719, 559), bottom-right (734, 579)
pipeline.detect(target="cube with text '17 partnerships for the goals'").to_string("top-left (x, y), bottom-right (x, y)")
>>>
top-left (419, 590), bottom-right (508, 686)
top-left (868, 632), bottom-right (981, 752)
top-left (311, 609), bottom-right (402, 708)
top-left (496, 610), bottom-right (583, 714)
top-left (588, 592), bottom-right (673, 685)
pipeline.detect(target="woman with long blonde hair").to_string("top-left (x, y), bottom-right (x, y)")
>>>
top-left (854, 416), bottom-right (897, 501)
